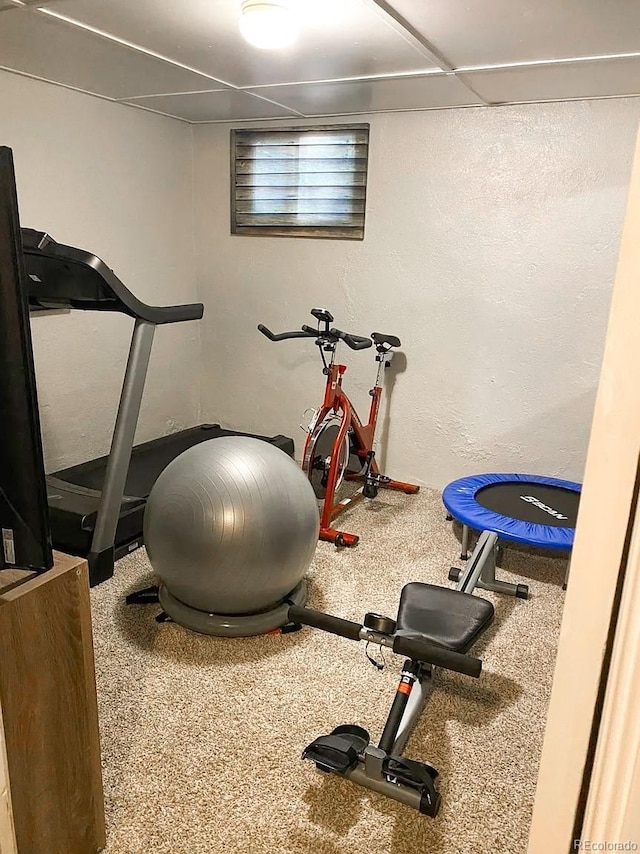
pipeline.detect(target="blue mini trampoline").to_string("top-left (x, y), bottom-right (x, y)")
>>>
top-left (443, 473), bottom-right (582, 598)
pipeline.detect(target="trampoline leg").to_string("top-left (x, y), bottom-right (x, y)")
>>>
top-left (455, 531), bottom-right (529, 599)
top-left (563, 557), bottom-right (572, 591)
top-left (455, 531), bottom-right (497, 594)
top-left (479, 557), bottom-right (528, 598)
top-left (460, 524), bottom-right (470, 560)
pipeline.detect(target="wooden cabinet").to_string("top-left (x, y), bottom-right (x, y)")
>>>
top-left (0, 554), bottom-right (105, 854)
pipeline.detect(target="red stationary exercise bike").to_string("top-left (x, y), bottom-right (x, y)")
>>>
top-left (258, 308), bottom-right (419, 547)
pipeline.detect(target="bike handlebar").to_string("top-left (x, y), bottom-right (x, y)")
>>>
top-left (257, 324), bottom-right (315, 342)
top-left (288, 604), bottom-right (482, 678)
top-left (330, 327), bottom-right (373, 351)
top-left (299, 324), bottom-right (372, 351)
top-left (259, 321), bottom-right (372, 351)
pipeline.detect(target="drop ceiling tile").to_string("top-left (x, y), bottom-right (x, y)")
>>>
top-left (45, 0), bottom-right (440, 88)
top-left (385, 0), bottom-right (640, 68)
top-left (0, 9), bottom-right (222, 98)
top-left (462, 58), bottom-right (640, 104)
top-left (246, 74), bottom-right (482, 116)
top-left (123, 90), bottom-right (300, 122)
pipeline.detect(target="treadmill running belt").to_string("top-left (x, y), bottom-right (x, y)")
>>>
top-left (54, 425), bottom-right (246, 497)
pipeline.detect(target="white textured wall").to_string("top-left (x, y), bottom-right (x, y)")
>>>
top-left (4, 76), bottom-right (636, 488)
top-left (194, 100), bottom-right (640, 489)
top-left (1, 71), bottom-right (198, 471)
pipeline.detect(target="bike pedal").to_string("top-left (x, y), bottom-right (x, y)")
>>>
top-left (363, 483), bottom-right (379, 499)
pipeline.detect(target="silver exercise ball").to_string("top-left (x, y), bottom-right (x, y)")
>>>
top-left (144, 436), bottom-right (319, 636)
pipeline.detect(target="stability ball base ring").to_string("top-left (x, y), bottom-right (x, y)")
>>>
top-left (158, 580), bottom-right (307, 637)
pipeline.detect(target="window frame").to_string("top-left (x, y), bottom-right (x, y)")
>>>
top-left (230, 123), bottom-right (370, 241)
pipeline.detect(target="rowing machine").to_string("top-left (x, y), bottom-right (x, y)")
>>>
top-left (288, 562), bottom-right (494, 815)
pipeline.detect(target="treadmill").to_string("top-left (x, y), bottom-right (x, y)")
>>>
top-left (22, 229), bottom-right (294, 587)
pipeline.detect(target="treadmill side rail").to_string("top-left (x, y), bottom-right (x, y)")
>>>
top-left (88, 318), bottom-right (155, 577)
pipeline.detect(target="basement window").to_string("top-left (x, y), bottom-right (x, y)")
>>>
top-left (230, 124), bottom-right (369, 240)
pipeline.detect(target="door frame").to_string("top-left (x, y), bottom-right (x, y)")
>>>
top-left (528, 124), bottom-right (640, 851)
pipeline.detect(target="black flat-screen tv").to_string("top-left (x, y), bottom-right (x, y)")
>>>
top-left (0, 146), bottom-right (53, 572)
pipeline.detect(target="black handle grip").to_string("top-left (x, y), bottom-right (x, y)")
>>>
top-left (393, 634), bottom-right (482, 678)
top-left (153, 303), bottom-right (204, 324)
top-left (258, 324), bottom-right (315, 342)
top-left (349, 336), bottom-right (373, 351)
top-left (288, 605), bottom-right (362, 641)
top-left (301, 324), bottom-right (321, 337)
top-left (330, 328), bottom-right (372, 351)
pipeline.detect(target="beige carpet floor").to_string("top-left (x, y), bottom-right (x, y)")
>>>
top-left (90, 487), bottom-right (567, 854)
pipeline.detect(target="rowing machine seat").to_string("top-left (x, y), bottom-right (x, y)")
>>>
top-left (396, 582), bottom-right (494, 653)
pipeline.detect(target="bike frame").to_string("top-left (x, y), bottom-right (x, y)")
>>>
top-left (303, 345), bottom-right (419, 547)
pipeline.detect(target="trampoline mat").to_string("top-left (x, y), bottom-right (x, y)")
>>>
top-left (475, 482), bottom-right (579, 528)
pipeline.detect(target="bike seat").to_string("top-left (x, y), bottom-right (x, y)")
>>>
top-left (371, 332), bottom-right (401, 348)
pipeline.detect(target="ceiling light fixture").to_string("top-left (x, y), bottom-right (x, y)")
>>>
top-left (239, 1), bottom-right (298, 50)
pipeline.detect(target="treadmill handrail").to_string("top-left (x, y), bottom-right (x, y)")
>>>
top-left (21, 229), bottom-right (203, 324)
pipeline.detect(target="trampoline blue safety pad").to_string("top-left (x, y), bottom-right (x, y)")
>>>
top-left (443, 473), bottom-right (581, 551)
